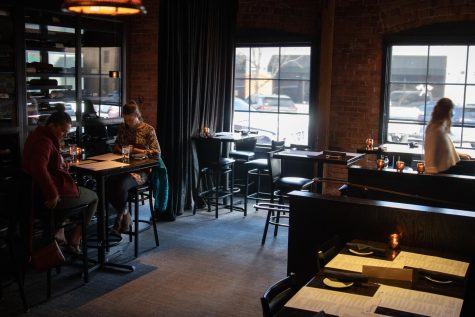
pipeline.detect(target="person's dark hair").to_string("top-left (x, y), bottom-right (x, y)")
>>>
top-left (430, 97), bottom-right (454, 129)
top-left (122, 100), bottom-right (142, 121)
top-left (46, 109), bottom-right (72, 126)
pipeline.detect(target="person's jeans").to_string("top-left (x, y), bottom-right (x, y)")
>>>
top-left (55, 186), bottom-right (98, 225)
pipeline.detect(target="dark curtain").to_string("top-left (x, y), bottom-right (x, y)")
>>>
top-left (157, 0), bottom-right (237, 220)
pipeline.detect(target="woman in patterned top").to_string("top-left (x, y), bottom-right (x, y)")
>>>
top-left (108, 100), bottom-right (161, 234)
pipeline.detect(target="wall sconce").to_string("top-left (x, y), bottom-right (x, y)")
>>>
top-left (109, 70), bottom-right (120, 78)
top-left (63, 0), bottom-right (146, 15)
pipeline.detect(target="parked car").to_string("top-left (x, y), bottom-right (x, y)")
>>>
top-left (248, 94), bottom-right (298, 113)
top-left (233, 97), bottom-right (249, 111)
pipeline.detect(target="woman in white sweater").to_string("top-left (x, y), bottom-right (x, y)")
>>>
top-left (424, 97), bottom-right (471, 174)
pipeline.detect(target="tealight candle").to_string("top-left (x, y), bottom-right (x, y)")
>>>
top-left (395, 160), bottom-right (405, 172)
top-left (203, 127), bottom-right (209, 138)
top-left (376, 158), bottom-right (385, 170)
top-left (417, 162), bottom-right (425, 174)
top-left (365, 138), bottom-right (374, 150)
top-left (389, 233), bottom-right (400, 250)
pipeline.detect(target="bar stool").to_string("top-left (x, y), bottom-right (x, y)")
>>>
top-left (126, 182), bottom-right (159, 258)
top-left (229, 137), bottom-right (257, 192)
top-left (19, 171), bottom-right (90, 299)
top-left (243, 140), bottom-right (285, 214)
top-left (257, 150), bottom-right (314, 245)
top-left (0, 217), bottom-right (28, 312)
top-left (193, 137), bottom-right (236, 218)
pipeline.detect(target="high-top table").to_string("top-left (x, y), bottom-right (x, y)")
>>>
top-left (70, 154), bottom-right (158, 272)
top-left (274, 150), bottom-right (365, 193)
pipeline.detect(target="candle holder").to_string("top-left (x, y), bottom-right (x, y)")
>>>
top-left (395, 160), bottom-right (405, 172)
top-left (416, 162), bottom-right (425, 174)
top-left (389, 233), bottom-right (400, 250)
top-left (376, 158), bottom-right (385, 170)
top-left (365, 138), bottom-right (374, 150)
top-left (203, 127), bottom-right (210, 138)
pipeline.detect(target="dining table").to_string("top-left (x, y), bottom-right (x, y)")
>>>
top-left (277, 239), bottom-right (472, 317)
top-left (70, 153), bottom-right (158, 272)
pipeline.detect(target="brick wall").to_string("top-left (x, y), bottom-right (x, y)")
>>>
top-left (124, 0), bottom-right (159, 128)
top-left (124, 0), bottom-right (475, 192)
top-left (236, 0), bottom-right (322, 34)
top-left (331, 0), bottom-right (475, 153)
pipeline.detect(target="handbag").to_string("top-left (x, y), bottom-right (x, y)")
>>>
top-left (31, 240), bottom-right (65, 272)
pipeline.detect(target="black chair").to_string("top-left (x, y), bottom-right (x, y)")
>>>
top-left (257, 150), bottom-right (313, 244)
top-left (193, 137), bottom-right (236, 218)
top-left (126, 181), bottom-right (159, 258)
top-left (260, 273), bottom-right (299, 317)
top-left (316, 235), bottom-right (342, 271)
top-left (20, 171), bottom-right (90, 299)
top-left (0, 215), bottom-right (28, 312)
top-left (82, 118), bottom-right (112, 155)
top-left (289, 143), bottom-right (312, 150)
top-left (229, 137), bottom-right (257, 162)
top-left (243, 140), bottom-right (286, 214)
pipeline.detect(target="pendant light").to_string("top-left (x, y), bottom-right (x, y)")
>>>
top-left (62, 0), bottom-right (147, 15)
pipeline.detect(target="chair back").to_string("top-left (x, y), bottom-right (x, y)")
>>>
top-left (267, 150), bottom-right (282, 184)
top-left (316, 235), bottom-right (342, 271)
top-left (235, 137), bottom-right (257, 152)
top-left (83, 118), bottom-right (109, 140)
top-left (271, 140), bottom-right (285, 151)
top-left (194, 137), bottom-right (223, 169)
top-left (260, 274), bottom-right (298, 317)
top-left (290, 144), bottom-right (311, 151)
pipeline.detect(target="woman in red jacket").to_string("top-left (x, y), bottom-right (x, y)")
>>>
top-left (22, 110), bottom-right (98, 254)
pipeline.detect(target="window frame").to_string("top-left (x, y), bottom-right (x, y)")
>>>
top-left (233, 40), bottom-right (316, 147)
top-left (382, 22), bottom-right (475, 149)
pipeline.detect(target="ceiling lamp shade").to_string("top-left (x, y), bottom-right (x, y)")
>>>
top-left (62, 0), bottom-right (147, 15)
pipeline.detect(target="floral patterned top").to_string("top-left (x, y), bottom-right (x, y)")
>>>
top-left (115, 122), bottom-right (161, 153)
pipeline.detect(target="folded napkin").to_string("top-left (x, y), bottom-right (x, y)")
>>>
top-left (346, 242), bottom-right (387, 255)
top-left (322, 268), bottom-right (368, 283)
top-left (415, 267), bottom-right (463, 283)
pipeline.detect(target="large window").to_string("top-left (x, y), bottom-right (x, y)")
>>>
top-left (384, 45), bottom-right (475, 149)
top-left (233, 46), bottom-right (311, 146)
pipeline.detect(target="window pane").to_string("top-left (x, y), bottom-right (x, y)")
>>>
top-left (250, 112), bottom-right (277, 145)
top-left (467, 46), bottom-right (475, 84)
top-left (428, 46), bottom-right (467, 84)
top-left (279, 113), bottom-right (309, 146)
top-left (390, 46), bottom-right (428, 83)
top-left (235, 48), bottom-right (249, 79)
top-left (429, 84), bottom-right (465, 105)
top-left (250, 47), bottom-right (279, 79)
top-left (279, 80), bottom-right (309, 111)
top-left (386, 122), bottom-right (424, 143)
top-left (279, 47), bottom-right (311, 80)
top-left (234, 79), bottom-right (246, 100)
top-left (461, 126), bottom-right (475, 148)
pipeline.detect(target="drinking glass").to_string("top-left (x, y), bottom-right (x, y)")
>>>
top-left (122, 145), bottom-right (132, 162)
top-left (69, 144), bottom-right (77, 161)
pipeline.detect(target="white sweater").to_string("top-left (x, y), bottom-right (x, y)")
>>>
top-left (424, 121), bottom-right (460, 174)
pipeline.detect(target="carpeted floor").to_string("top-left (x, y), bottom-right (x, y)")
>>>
top-left (1, 204), bottom-right (289, 317)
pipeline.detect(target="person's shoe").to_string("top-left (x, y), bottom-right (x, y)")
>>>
top-left (111, 213), bottom-right (123, 235)
top-left (119, 213), bottom-right (131, 233)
